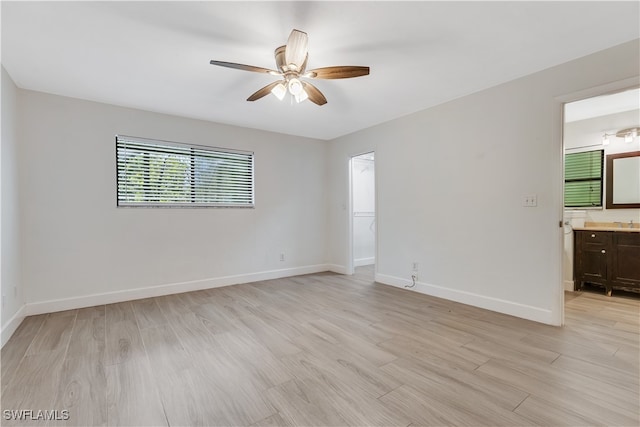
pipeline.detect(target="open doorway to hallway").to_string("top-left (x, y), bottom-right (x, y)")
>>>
top-left (350, 152), bottom-right (376, 282)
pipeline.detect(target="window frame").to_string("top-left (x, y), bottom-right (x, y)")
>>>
top-left (564, 148), bottom-right (604, 209)
top-left (116, 135), bottom-right (255, 208)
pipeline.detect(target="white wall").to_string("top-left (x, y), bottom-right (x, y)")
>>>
top-left (327, 39), bottom-right (640, 325)
top-left (17, 90), bottom-right (328, 313)
top-left (1, 66), bottom-right (24, 344)
top-left (564, 110), bottom-right (639, 152)
top-left (352, 156), bottom-right (375, 266)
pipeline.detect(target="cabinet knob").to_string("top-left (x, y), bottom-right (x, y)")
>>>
top-left (601, 249), bottom-right (606, 254)
top-left (591, 234), bottom-right (596, 238)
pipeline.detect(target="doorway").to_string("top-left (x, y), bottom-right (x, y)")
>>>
top-left (562, 86), bottom-right (640, 304)
top-left (350, 152), bottom-right (376, 281)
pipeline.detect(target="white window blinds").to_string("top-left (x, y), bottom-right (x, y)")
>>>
top-left (116, 136), bottom-right (254, 207)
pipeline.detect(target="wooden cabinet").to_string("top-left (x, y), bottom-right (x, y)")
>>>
top-left (574, 230), bottom-right (640, 296)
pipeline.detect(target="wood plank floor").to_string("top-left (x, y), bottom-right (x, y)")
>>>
top-left (2, 266), bottom-right (639, 426)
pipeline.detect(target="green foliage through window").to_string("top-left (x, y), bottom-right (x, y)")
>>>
top-left (564, 150), bottom-right (603, 208)
top-left (116, 136), bottom-right (254, 207)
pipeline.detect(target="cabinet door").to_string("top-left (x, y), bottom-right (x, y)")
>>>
top-left (575, 231), bottom-right (609, 285)
top-left (578, 246), bottom-right (609, 282)
top-left (611, 233), bottom-right (640, 288)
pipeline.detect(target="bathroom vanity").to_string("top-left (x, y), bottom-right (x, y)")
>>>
top-left (574, 223), bottom-right (640, 296)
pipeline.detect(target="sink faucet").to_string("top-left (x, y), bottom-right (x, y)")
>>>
top-left (631, 219), bottom-right (635, 229)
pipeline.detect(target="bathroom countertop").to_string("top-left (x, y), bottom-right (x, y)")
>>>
top-left (573, 221), bottom-right (640, 233)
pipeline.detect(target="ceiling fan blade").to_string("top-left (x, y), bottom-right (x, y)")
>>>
top-left (247, 81), bottom-right (281, 101)
top-left (210, 60), bottom-right (280, 75)
top-left (302, 82), bottom-right (327, 106)
top-left (284, 29), bottom-right (308, 71)
top-left (305, 66), bottom-right (370, 79)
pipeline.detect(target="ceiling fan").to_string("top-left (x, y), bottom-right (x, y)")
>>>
top-left (210, 29), bottom-right (369, 106)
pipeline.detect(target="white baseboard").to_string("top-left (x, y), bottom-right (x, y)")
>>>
top-left (354, 257), bottom-right (375, 267)
top-left (564, 280), bottom-right (576, 292)
top-left (24, 264), bottom-right (331, 317)
top-left (327, 264), bottom-right (348, 274)
top-left (1, 305), bottom-right (26, 348)
top-left (375, 273), bottom-right (556, 325)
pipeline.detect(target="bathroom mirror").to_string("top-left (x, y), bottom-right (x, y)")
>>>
top-left (606, 150), bottom-right (640, 209)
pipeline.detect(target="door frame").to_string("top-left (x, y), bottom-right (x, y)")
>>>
top-left (556, 76), bottom-right (639, 326)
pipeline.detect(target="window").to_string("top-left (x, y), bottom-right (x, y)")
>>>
top-left (116, 135), bottom-right (254, 207)
top-left (564, 149), bottom-right (604, 208)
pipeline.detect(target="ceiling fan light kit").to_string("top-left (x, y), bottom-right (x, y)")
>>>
top-left (210, 29), bottom-right (369, 106)
top-left (271, 83), bottom-right (287, 100)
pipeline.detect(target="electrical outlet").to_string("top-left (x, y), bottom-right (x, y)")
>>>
top-left (411, 271), bottom-right (419, 281)
top-left (522, 194), bottom-right (537, 207)
top-left (279, 253), bottom-right (285, 262)
top-left (412, 262), bottom-right (419, 271)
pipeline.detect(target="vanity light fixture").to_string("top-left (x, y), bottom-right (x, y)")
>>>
top-left (602, 126), bottom-right (640, 145)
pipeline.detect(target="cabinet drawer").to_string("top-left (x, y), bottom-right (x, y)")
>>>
top-left (578, 231), bottom-right (610, 245)
top-left (614, 232), bottom-right (640, 247)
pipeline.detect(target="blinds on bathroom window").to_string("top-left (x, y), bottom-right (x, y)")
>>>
top-left (564, 149), bottom-right (604, 208)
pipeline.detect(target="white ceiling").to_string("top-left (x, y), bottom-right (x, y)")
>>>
top-left (3, 1), bottom-right (639, 140)
top-left (564, 88), bottom-right (640, 123)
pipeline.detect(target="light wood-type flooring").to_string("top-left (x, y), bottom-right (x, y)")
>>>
top-left (2, 266), bottom-right (639, 426)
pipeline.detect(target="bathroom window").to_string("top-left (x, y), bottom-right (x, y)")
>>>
top-left (116, 135), bottom-right (254, 207)
top-left (564, 149), bottom-right (604, 208)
